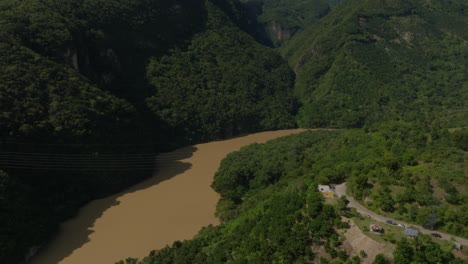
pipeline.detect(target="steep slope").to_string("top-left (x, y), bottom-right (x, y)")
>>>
top-left (145, 1), bottom-right (296, 143)
top-left (257, 0), bottom-right (330, 45)
top-left (0, 0), bottom-right (206, 144)
top-left (240, 0), bottom-right (341, 46)
top-left (282, 0), bottom-right (468, 128)
top-left (0, 0), bottom-right (296, 262)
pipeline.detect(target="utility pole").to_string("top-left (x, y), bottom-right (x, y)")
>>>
top-left (427, 210), bottom-right (436, 230)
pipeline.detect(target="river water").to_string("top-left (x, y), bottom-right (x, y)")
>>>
top-left (30, 129), bottom-right (307, 264)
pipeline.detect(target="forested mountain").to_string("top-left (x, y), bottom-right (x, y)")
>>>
top-left (0, 0), bottom-right (296, 145)
top-left (145, 1), bottom-right (296, 142)
top-left (123, 0), bottom-right (467, 263)
top-left (282, 0), bottom-right (467, 128)
top-left (0, 0), bottom-right (296, 262)
top-left (0, 0), bottom-right (205, 144)
top-left (1, 0), bottom-right (467, 263)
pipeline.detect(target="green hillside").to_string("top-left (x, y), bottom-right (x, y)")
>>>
top-left (258, 0), bottom-right (330, 44)
top-left (282, 0), bottom-right (467, 128)
top-left (1, 0), bottom-right (467, 263)
top-left (240, 0), bottom-right (341, 45)
top-left (123, 1), bottom-right (468, 263)
top-left (118, 131), bottom-right (350, 264)
top-left (125, 129), bottom-right (466, 263)
top-left (145, 1), bottom-right (296, 142)
top-left (0, 0), bottom-right (296, 262)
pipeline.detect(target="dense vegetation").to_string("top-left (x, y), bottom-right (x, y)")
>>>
top-left (0, 0), bottom-right (296, 262)
top-left (212, 125), bottom-right (468, 239)
top-left (240, 0), bottom-right (340, 45)
top-left (120, 189), bottom-right (346, 263)
top-left (1, 0), bottom-right (467, 263)
top-left (282, 0), bottom-right (468, 128)
top-left (127, 129), bottom-right (466, 263)
top-left (394, 235), bottom-right (465, 264)
top-left (146, 1), bottom-right (296, 142)
top-left (117, 132), bottom-right (350, 264)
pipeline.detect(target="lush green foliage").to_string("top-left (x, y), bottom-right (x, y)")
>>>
top-left (123, 189), bottom-right (343, 264)
top-left (0, 0), bottom-right (296, 262)
top-left (213, 124), bottom-right (468, 238)
top-left (212, 131), bottom-right (335, 219)
top-left (372, 254), bottom-right (390, 264)
top-left (258, 0), bottom-right (330, 44)
top-left (146, 1), bottom-right (296, 142)
top-left (102, 0), bottom-right (468, 263)
top-left (282, 0), bottom-right (468, 128)
top-left (240, 0), bottom-right (340, 45)
top-left (394, 236), bottom-right (463, 264)
top-left (128, 128), bottom-right (466, 263)
top-left (2, 0), bottom-right (467, 262)
top-left (119, 132), bottom-right (350, 264)
top-left (0, 41), bottom-right (138, 142)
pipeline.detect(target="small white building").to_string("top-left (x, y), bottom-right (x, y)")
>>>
top-left (318, 185), bottom-right (332, 192)
top-left (318, 185), bottom-right (334, 198)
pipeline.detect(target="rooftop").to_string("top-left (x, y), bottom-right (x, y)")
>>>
top-left (404, 228), bottom-right (419, 237)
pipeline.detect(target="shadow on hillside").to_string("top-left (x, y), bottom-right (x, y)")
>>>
top-left (29, 146), bottom-right (197, 264)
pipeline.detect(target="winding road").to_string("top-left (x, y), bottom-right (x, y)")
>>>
top-left (335, 183), bottom-right (468, 247)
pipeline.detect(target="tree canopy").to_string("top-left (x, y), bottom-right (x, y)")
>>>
top-left (282, 0), bottom-right (467, 128)
top-left (0, 0), bottom-right (296, 262)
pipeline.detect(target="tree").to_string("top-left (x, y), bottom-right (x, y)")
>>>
top-left (372, 254), bottom-right (390, 264)
top-left (374, 188), bottom-right (395, 212)
top-left (451, 129), bottom-right (468, 151)
top-left (394, 239), bottom-right (414, 264)
top-left (337, 195), bottom-right (349, 215)
top-left (349, 175), bottom-right (369, 200)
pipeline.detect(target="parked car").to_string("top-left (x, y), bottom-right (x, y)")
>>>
top-left (431, 233), bottom-right (442, 238)
top-left (386, 220), bottom-right (396, 225)
top-left (370, 224), bottom-right (384, 233)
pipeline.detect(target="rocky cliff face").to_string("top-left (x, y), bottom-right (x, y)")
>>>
top-left (239, 0), bottom-right (338, 47)
top-left (267, 21), bottom-right (292, 44)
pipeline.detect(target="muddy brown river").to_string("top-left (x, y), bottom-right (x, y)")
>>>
top-left (30, 129), bottom-right (307, 264)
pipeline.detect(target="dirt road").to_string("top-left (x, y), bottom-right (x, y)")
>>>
top-left (335, 183), bottom-right (468, 247)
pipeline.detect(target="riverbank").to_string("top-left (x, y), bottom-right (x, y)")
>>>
top-left (30, 129), bottom-right (308, 264)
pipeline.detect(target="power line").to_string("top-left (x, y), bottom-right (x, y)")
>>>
top-left (0, 162), bottom-right (189, 170)
top-left (0, 158), bottom-right (187, 165)
top-left (0, 155), bottom-right (190, 162)
top-left (0, 166), bottom-right (155, 171)
top-left (0, 151), bottom-right (156, 157)
top-left (0, 153), bottom-right (156, 161)
top-left (0, 159), bottom-right (182, 164)
top-left (0, 161), bottom-right (190, 171)
top-left (0, 160), bottom-right (185, 166)
top-left (0, 163), bottom-right (190, 170)
top-left (0, 151), bottom-right (193, 157)
top-left (0, 141), bottom-right (163, 146)
top-left (0, 146), bottom-right (195, 171)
